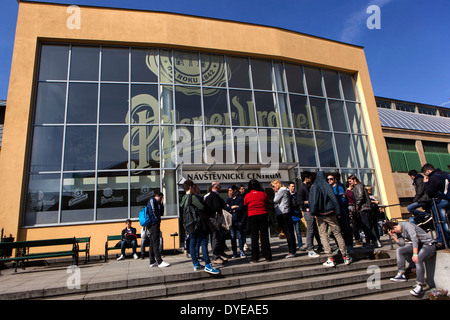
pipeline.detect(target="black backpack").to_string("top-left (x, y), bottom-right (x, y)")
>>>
top-left (183, 194), bottom-right (202, 234)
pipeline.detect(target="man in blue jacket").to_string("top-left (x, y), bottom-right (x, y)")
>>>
top-left (147, 192), bottom-right (170, 268)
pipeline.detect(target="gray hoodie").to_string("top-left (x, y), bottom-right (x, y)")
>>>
top-left (397, 222), bottom-right (434, 248)
top-left (273, 187), bottom-right (291, 215)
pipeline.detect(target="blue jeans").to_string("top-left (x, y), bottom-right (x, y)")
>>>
top-left (431, 199), bottom-right (450, 245)
top-left (230, 222), bottom-right (244, 254)
top-left (189, 231), bottom-right (211, 266)
top-left (407, 202), bottom-right (430, 224)
top-left (293, 220), bottom-right (304, 249)
top-left (121, 239), bottom-right (137, 255)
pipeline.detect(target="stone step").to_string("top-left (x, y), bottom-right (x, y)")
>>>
top-left (45, 257), bottom-right (398, 300)
top-left (162, 264), bottom-right (399, 300)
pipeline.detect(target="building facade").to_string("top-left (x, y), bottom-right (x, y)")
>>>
top-left (0, 1), bottom-right (401, 255)
top-left (376, 96), bottom-right (450, 216)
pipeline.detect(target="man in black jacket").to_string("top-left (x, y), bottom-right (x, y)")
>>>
top-left (297, 172), bottom-right (322, 257)
top-left (407, 170), bottom-right (431, 225)
top-left (422, 163), bottom-right (450, 248)
top-left (205, 181), bottom-right (227, 264)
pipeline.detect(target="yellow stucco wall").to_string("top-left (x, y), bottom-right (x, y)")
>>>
top-left (0, 1), bottom-right (401, 256)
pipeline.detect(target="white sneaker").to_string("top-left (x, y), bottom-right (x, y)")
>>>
top-left (410, 284), bottom-right (423, 296)
top-left (308, 251), bottom-right (320, 258)
top-left (117, 255), bottom-right (125, 261)
top-left (343, 256), bottom-right (352, 265)
top-left (133, 254), bottom-right (138, 259)
top-left (158, 261), bottom-right (170, 268)
top-left (390, 272), bottom-right (407, 282)
top-left (323, 258), bottom-right (335, 267)
top-left (149, 262), bottom-right (158, 267)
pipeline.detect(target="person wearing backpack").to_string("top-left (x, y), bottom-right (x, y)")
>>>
top-left (180, 179), bottom-right (220, 275)
top-left (147, 192), bottom-right (170, 268)
top-left (422, 163), bottom-right (450, 249)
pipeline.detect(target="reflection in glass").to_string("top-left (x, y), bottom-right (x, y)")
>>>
top-left (162, 169), bottom-right (177, 216)
top-left (254, 91), bottom-right (279, 127)
top-left (131, 48), bottom-right (158, 83)
top-left (340, 73), bottom-right (357, 101)
top-left (64, 126), bottom-right (96, 171)
top-left (98, 126), bottom-right (129, 170)
top-left (24, 173), bottom-right (60, 226)
top-left (290, 95), bottom-right (311, 129)
top-left (323, 70), bottom-right (341, 99)
top-left (328, 100), bottom-right (348, 132)
top-left (227, 57), bottom-right (250, 88)
top-left (201, 53), bottom-right (227, 88)
top-left (130, 125), bottom-right (160, 169)
top-left (29, 126), bottom-right (63, 172)
top-left (315, 132), bottom-right (336, 167)
top-left (334, 133), bottom-right (356, 168)
top-left (205, 127), bottom-right (233, 164)
top-left (61, 172), bottom-right (95, 223)
top-left (159, 49), bottom-right (173, 84)
top-left (251, 59), bottom-right (273, 90)
top-left (173, 126), bottom-right (203, 164)
top-left (175, 86), bottom-right (202, 124)
top-left (131, 84), bottom-right (159, 124)
top-left (67, 83), bottom-right (98, 123)
top-left (161, 126), bottom-right (175, 168)
top-left (174, 51), bottom-right (200, 85)
top-left (101, 47), bottom-right (129, 81)
top-left (278, 93), bottom-right (292, 128)
top-left (273, 62), bottom-right (285, 92)
top-left (203, 89), bottom-right (230, 126)
top-left (346, 102), bottom-right (365, 134)
top-left (309, 97), bottom-right (329, 131)
top-left (99, 84), bottom-right (129, 123)
top-left (295, 130), bottom-right (317, 167)
top-left (70, 46), bottom-right (99, 81)
top-left (258, 128), bottom-right (282, 165)
top-left (353, 135), bottom-right (372, 168)
top-left (34, 82), bottom-right (66, 124)
top-left (160, 86), bottom-right (174, 124)
top-left (285, 63), bottom-right (304, 94)
top-left (283, 130), bottom-right (296, 163)
top-left (130, 170), bottom-right (160, 218)
top-left (39, 45), bottom-right (69, 81)
top-left (96, 171), bottom-right (128, 220)
top-left (304, 67), bottom-right (323, 96)
top-left (229, 90), bottom-right (255, 126)
top-left (234, 128), bottom-right (258, 164)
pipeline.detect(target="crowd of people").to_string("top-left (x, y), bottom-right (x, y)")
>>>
top-left (177, 171), bottom-right (385, 274)
top-left (114, 163), bottom-right (449, 296)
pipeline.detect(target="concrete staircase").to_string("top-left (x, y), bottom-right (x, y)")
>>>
top-left (43, 250), bottom-right (429, 300)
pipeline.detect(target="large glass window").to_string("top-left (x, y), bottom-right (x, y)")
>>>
top-left (26, 44), bottom-right (371, 226)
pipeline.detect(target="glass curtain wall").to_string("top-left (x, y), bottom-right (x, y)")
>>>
top-left (24, 44), bottom-right (374, 226)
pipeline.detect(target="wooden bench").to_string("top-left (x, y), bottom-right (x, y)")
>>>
top-left (104, 234), bottom-right (141, 262)
top-left (0, 237), bottom-right (79, 272)
top-left (76, 237), bottom-right (91, 263)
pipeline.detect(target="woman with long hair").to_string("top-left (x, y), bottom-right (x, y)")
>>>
top-left (271, 179), bottom-right (297, 258)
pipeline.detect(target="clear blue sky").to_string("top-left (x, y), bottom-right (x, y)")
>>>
top-left (1, 0), bottom-right (449, 107)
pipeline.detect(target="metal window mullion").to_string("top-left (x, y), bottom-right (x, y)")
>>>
top-left (93, 46), bottom-right (102, 222)
top-left (57, 44), bottom-right (72, 224)
top-left (248, 58), bottom-right (261, 164)
top-left (127, 47), bottom-right (131, 219)
top-left (223, 55), bottom-right (236, 164)
top-left (283, 62), bottom-right (299, 164)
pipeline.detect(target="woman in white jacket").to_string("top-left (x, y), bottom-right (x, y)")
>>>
top-left (271, 179), bottom-right (297, 258)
